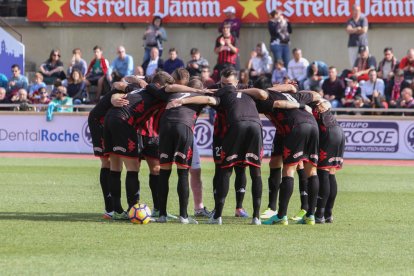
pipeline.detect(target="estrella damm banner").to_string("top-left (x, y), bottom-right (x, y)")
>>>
top-left (27, 0), bottom-right (414, 23)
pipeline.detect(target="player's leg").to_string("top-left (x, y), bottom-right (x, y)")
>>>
top-left (325, 168), bottom-right (338, 223)
top-left (190, 143), bottom-right (211, 217)
top-left (234, 166), bottom-right (248, 217)
top-left (99, 156), bottom-right (113, 219)
top-left (292, 161), bottom-right (308, 221)
top-left (108, 154), bottom-right (125, 218)
top-left (301, 161), bottom-right (319, 225)
top-left (212, 166), bottom-right (232, 221)
top-left (145, 157), bottom-right (160, 214)
top-left (315, 168), bottom-right (330, 223)
top-left (122, 157), bottom-right (141, 210)
top-left (249, 165), bottom-right (262, 222)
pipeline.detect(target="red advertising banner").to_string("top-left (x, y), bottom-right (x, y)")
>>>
top-left (28, 0), bottom-right (414, 23)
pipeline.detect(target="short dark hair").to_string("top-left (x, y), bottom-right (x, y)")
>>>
top-left (384, 47), bottom-right (393, 53)
top-left (188, 78), bottom-right (203, 89)
top-left (368, 68), bottom-right (376, 75)
top-left (253, 76), bottom-right (272, 90)
top-left (93, 45), bottom-right (102, 51)
top-left (270, 10), bottom-right (277, 17)
top-left (11, 64), bottom-right (20, 70)
top-left (171, 68), bottom-right (190, 84)
top-left (220, 67), bottom-right (238, 78)
top-left (328, 66), bottom-right (336, 70)
top-left (152, 71), bottom-right (175, 86)
top-left (190, 48), bottom-right (199, 55)
top-left (292, 48), bottom-right (300, 54)
top-left (152, 16), bottom-right (163, 26)
top-left (169, 48), bottom-right (177, 53)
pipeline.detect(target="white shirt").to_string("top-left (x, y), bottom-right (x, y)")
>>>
top-left (287, 58), bottom-right (309, 82)
top-left (146, 58), bottom-right (159, 77)
top-left (361, 78), bottom-right (385, 100)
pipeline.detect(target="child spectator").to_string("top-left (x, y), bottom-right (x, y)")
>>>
top-left (342, 76), bottom-right (361, 107)
top-left (28, 72), bottom-right (46, 100)
top-left (271, 59), bottom-right (287, 84)
top-left (32, 87), bottom-right (51, 111)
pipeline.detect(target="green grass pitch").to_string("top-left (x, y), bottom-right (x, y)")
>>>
top-left (0, 157), bottom-right (413, 275)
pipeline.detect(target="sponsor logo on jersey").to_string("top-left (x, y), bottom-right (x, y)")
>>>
top-left (246, 153), bottom-right (259, 160)
top-left (226, 154), bottom-right (238, 162)
top-left (160, 153), bottom-right (169, 159)
top-left (174, 152), bottom-right (186, 159)
top-left (293, 151), bottom-right (303, 159)
top-left (113, 146), bottom-right (126, 152)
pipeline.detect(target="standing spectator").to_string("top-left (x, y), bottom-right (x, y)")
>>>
top-left (142, 16), bottom-right (167, 63)
top-left (7, 64), bottom-right (28, 98)
top-left (46, 86), bottom-right (73, 121)
top-left (0, 73), bottom-right (8, 89)
top-left (200, 66), bottom-right (215, 88)
top-left (213, 22), bottom-right (239, 80)
top-left (386, 69), bottom-right (410, 108)
top-left (271, 59), bottom-right (287, 84)
top-left (142, 47), bottom-right (164, 78)
top-left (187, 48), bottom-right (209, 77)
top-left (398, 48), bottom-right (414, 81)
top-left (64, 69), bottom-right (87, 104)
top-left (322, 66), bottom-right (345, 108)
top-left (28, 73), bottom-right (46, 100)
top-left (399, 88), bottom-right (414, 108)
top-left (351, 46), bottom-right (376, 82)
top-left (67, 48), bottom-right (87, 76)
top-left (85, 45), bottom-right (110, 102)
top-left (346, 4), bottom-right (368, 68)
top-left (109, 46), bottom-right (134, 82)
top-left (268, 9), bottom-right (292, 68)
top-left (247, 42), bottom-right (273, 82)
top-left (361, 69), bottom-right (384, 105)
top-left (287, 48), bottom-right (309, 89)
top-left (377, 47), bottom-right (398, 85)
top-left (219, 6), bottom-right (241, 39)
top-left (163, 48), bottom-right (185, 74)
top-left (342, 76), bottom-right (361, 107)
top-left (39, 49), bottom-right (66, 85)
top-left (304, 61), bottom-right (328, 91)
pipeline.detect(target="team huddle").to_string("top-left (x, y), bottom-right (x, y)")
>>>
top-left (88, 67), bottom-right (345, 225)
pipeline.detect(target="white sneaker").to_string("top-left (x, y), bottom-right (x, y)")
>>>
top-left (156, 215), bottom-right (167, 223)
top-left (179, 216), bottom-right (198, 224)
top-left (206, 216), bottom-right (222, 225)
top-left (251, 217), bottom-right (262, 225)
top-left (260, 208), bottom-right (277, 219)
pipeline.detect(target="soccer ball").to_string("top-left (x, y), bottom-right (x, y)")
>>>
top-left (128, 203), bottom-right (152, 224)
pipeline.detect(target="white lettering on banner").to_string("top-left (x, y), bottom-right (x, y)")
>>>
top-left (155, 0), bottom-right (220, 17)
top-left (265, 0), bottom-right (350, 17)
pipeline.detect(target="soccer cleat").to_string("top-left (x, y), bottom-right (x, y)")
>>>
top-left (325, 216), bottom-right (334, 223)
top-left (235, 208), bottom-right (249, 218)
top-left (156, 215), bottom-right (168, 223)
top-left (260, 208), bottom-right (277, 219)
top-left (102, 211), bottom-right (113, 220)
top-left (151, 209), bottom-right (160, 218)
top-left (113, 211), bottom-right (128, 220)
top-left (315, 216), bottom-right (326, 224)
top-left (179, 216), bottom-right (199, 224)
top-left (194, 207), bottom-right (212, 218)
top-left (262, 214), bottom-right (288, 225)
top-left (206, 216), bottom-right (222, 225)
top-left (290, 209), bottom-right (307, 221)
top-left (167, 213), bottom-right (178, 220)
top-left (250, 217), bottom-right (262, 225)
top-left (297, 215), bottom-right (316, 225)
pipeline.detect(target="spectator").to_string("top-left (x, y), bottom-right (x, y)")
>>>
top-left (0, 73), bottom-right (7, 89)
top-left (287, 48), bottom-right (309, 89)
top-left (213, 22), bottom-right (239, 81)
top-left (39, 49), bottom-right (66, 85)
top-left (85, 45), bottom-right (110, 102)
top-left (187, 48), bottom-right (209, 77)
top-left (109, 45), bottom-right (134, 82)
top-left (239, 68), bottom-right (253, 87)
top-left (247, 42), bottom-right (273, 82)
top-left (11, 88), bottom-right (32, 111)
top-left (134, 66), bottom-right (145, 77)
top-left (32, 87), bottom-right (51, 111)
top-left (346, 4), bottom-right (368, 67)
top-left (46, 86), bottom-right (73, 121)
top-left (399, 88), bottom-right (414, 108)
top-left (0, 87), bottom-right (9, 104)
top-left (200, 66), bottom-right (215, 88)
top-left (351, 46), bottom-right (376, 82)
top-left (142, 47), bottom-right (164, 78)
top-left (28, 73), bottom-right (46, 100)
top-left (218, 6), bottom-right (241, 39)
top-left (386, 69), bottom-right (410, 108)
top-left (322, 66), bottom-right (345, 108)
top-left (271, 59), bottom-right (287, 84)
top-left (304, 61), bottom-right (328, 91)
top-left (268, 9), bottom-right (292, 68)
top-left (163, 48), bottom-right (185, 74)
top-left (142, 16), bottom-right (167, 63)
top-left (342, 76), bottom-right (361, 107)
top-left (398, 48), bottom-right (414, 81)
top-left (361, 69), bottom-right (384, 105)
top-left (7, 64), bottom-right (28, 99)
top-left (67, 48), bottom-right (87, 76)
top-left (377, 47), bottom-right (398, 84)
top-left (64, 69), bottom-right (87, 104)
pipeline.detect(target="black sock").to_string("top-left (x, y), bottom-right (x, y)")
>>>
top-left (213, 164), bottom-right (222, 203)
top-left (177, 169), bottom-right (190, 218)
top-left (250, 166), bottom-right (262, 219)
top-left (234, 166), bottom-right (246, 209)
top-left (278, 176), bottom-right (294, 217)
top-left (325, 174), bottom-right (338, 218)
top-left (125, 171), bottom-right (140, 210)
top-left (306, 175), bottom-right (319, 217)
top-left (214, 167), bottom-right (231, 219)
top-left (268, 168), bottom-right (281, 211)
top-left (297, 168), bottom-right (309, 211)
top-left (158, 169), bottom-right (171, 217)
top-left (109, 171), bottom-right (123, 213)
top-left (315, 170), bottom-right (330, 218)
top-left (99, 168), bottom-right (113, 212)
top-left (149, 174), bottom-right (159, 210)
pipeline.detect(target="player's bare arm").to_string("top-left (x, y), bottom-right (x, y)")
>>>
top-left (165, 84), bottom-right (210, 94)
top-left (239, 88), bottom-right (268, 100)
top-left (111, 93), bottom-right (129, 107)
top-left (269, 84), bottom-right (297, 93)
top-left (166, 96), bottom-right (218, 109)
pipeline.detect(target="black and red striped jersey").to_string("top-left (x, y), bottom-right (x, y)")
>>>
top-left (138, 106), bottom-right (166, 137)
top-left (88, 89), bottom-right (127, 126)
top-left (215, 35), bottom-right (238, 65)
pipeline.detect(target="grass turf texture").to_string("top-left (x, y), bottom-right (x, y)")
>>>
top-left (0, 157), bottom-right (413, 275)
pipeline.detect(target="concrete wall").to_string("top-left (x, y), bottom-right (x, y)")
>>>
top-left (5, 21), bottom-right (414, 75)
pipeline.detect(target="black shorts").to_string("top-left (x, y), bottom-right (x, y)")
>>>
top-left (138, 135), bottom-right (159, 160)
top-left (221, 121), bottom-right (263, 168)
top-left (318, 125), bottom-right (345, 169)
top-left (88, 117), bottom-right (105, 157)
top-left (271, 133), bottom-right (283, 157)
top-left (282, 123), bottom-right (319, 166)
top-left (103, 115), bottom-right (139, 158)
top-left (159, 122), bottom-right (194, 168)
top-left (212, 135), bottom-right (224, 163)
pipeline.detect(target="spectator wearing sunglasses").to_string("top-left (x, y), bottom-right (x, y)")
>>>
top-left (39, 49), bottom-right (67, 85)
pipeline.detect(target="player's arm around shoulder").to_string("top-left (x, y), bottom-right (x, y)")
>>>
top-left (239, 88), bottom-right (268, 100)
top-left (166, 96), bottom-right (218, 109)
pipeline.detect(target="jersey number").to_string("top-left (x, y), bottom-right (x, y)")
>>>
top-left (177, 93), bottom-right (191, 100)
top-left (283, 93), bottom-right (298, 103)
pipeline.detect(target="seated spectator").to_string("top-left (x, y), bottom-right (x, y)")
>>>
top-left (46, 86), bottom-right (73, 121)
top-left (85, 45), bottom-right (110, 102)
top-left (377, 47), bottom-right (398, 85)
top-left (287, 48), bottom-right (309, 89)
top-left (351, 96), bottom-right (372, 115)
top-left (7, 64), bottom-right (28, 99)
top-left (398, 48), bottom-right (414, 81)
top-left (28, 73), bottom-right (46, 100)
top-left (134, 66), bottom-right (145, 77)
top-left (304, 61), bottom-right (328, 91)
top-left (351, 46), bottom-right (377, 82)
top-left (68, 48), bottom-right (87, 76)
top-left (386, 69), bottom-right (410, 108)
top-left (247, 42), bottom-right (273, 82)
top-left (39, 49), bottom-right (66, 85)
top-left (213, 22), bottom-right (239, 80)
top-left (11, 88), bottom-right (32, 111)
top-left (0, 87), bottom-right (9, 104)
top-left (109, 46), bottom-right (134, 82)
top-left (163, 48), bottom-right (184, 74)
top-left (271, 59), bottom-right (287, 84)
top-left (361, 69), bottom-right (385, 105)
top-left (64, 69), bottom-right (87, 104)
top-left (322, 66), bottom-right (345, 108)
top-left (142, 47), bottom-right (164, 78)
top-left (187, 48), bottom-right (209, 77)
top-left (342, 76), bottom-right (361, 107)
top-left (32, 87), bottom-right (51, 111)
top-left (0, 73), bottom-right (7, 89)
top-left (200, 66), bottom-right (215, 88)
top-left (239, 68), bottom-right (253, 87)
top-left (399, 88), bottom-right (414, 108)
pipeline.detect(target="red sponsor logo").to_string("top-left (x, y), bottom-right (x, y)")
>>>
top-left (127, 138), bottom-right (136, 152)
